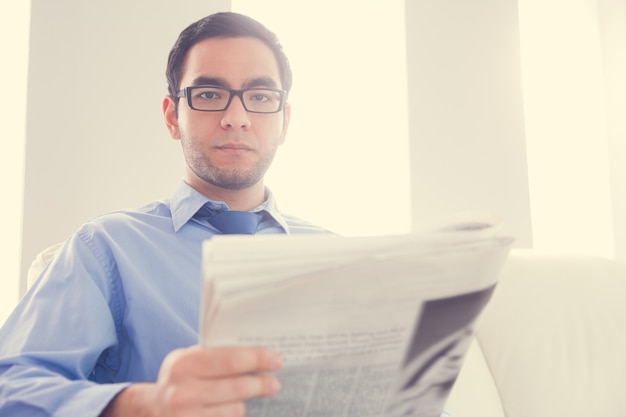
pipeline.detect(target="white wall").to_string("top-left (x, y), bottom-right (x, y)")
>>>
top-left (405, 0), bottom-right (533, 245)
top-left (19, 0), bottom-right (231, 295)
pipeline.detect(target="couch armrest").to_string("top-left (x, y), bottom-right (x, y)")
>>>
top-left (445, 338), bottom-right (506, 417)
top-left (476, 249), bottom-right (626, 417)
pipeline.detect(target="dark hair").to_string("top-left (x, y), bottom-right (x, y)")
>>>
top-left (166, 12), bottom-right (292, 100)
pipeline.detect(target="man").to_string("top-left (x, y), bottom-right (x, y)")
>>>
top-left (0, 12), bottom-right (328, 417)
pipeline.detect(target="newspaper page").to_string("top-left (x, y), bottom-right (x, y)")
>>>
top-left (199, 221), bottom-right (513, 417)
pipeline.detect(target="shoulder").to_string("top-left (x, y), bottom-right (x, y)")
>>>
top-left (281, 213), bottom-right (334, 235)
top-left (83, 199), bottom-right (172, 230)
top-left (28, 198), bottom-right (179, 289)
top-left (67, 199), bottom-right (174, 259)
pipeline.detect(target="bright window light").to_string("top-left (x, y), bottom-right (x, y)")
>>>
top-left (233, 1), bottom-right (412, 237)
top-left (519, 0), bottom-right (614, 257)
top-left (0, 0), bottom-right (30, 325)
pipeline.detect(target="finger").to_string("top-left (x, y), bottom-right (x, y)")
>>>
top-left (200, 401), bottom-right (246, 417)
top-left (160, 374), bottom-right (281, 409)
top-left (201, 402), bottom-right (246, 417)
top-left (203, 374), bottom-right (281, 403)
top-left (160, 346), bottom-right (283, 382)
top-left (162, 399), bottom-right (247, 417)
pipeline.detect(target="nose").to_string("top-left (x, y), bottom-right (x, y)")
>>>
top-left (220, 95), bottom-right (251, 130)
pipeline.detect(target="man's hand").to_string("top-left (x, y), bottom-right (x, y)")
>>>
top-left (101, 345), bottom-right (283, 417)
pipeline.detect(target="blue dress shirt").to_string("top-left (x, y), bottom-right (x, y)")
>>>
top-left (0, 182), bottom-right (329, 417)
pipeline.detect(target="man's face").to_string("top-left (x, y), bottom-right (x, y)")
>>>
top-left (164, 37), bottom-right (290, 192)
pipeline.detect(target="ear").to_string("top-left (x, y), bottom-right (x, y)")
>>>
top-left (163, 96), bottom-right (181, 140)
top-left (278, 102), bottom-right (291, 145)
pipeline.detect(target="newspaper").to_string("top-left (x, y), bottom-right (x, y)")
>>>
top-left (199, 218), bottom-right (513, 417)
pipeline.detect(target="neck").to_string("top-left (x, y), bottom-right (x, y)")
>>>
top-left (185, 177), bottom-right (266, 211)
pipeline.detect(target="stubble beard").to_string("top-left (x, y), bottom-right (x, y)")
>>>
top-left (181, 134), bottom-right (279, 191)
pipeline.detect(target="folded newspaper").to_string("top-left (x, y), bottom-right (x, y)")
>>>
top-left (200, 216), bottom-right (514, 417)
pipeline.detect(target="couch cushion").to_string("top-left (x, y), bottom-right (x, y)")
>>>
top-left (26, 241), bottom-right (64, 289)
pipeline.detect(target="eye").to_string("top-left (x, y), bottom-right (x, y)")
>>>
top-left (196, 90), bottom-right (221, 100)
top-left (249, 93), bottom-right (270, 102)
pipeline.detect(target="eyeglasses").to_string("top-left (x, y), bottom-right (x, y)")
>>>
top-left (177, 86), bottom-right (286, 113)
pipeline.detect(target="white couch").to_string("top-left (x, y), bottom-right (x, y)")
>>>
top-left (27, 246), bottom-right (626, 416)
top-left (446, 249), bottom-right (626, 417)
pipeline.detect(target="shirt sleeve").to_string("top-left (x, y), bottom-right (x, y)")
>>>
top-left (0, 232), bottom-right (130, 417)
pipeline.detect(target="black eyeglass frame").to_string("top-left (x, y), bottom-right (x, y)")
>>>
top-left (176, 85), bottom-right (287, 114)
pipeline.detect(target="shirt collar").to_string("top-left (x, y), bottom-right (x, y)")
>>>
top-left (169, 181), bottom-right (290, 233)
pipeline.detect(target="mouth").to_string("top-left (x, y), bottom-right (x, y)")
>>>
top-left (216, 143), bottom-right (252, 150)
top-left (214, 142), bottom-right (254, 156)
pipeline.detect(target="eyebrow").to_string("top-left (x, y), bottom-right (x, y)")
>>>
top-left (189, 76), bottom-right (280, 90)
